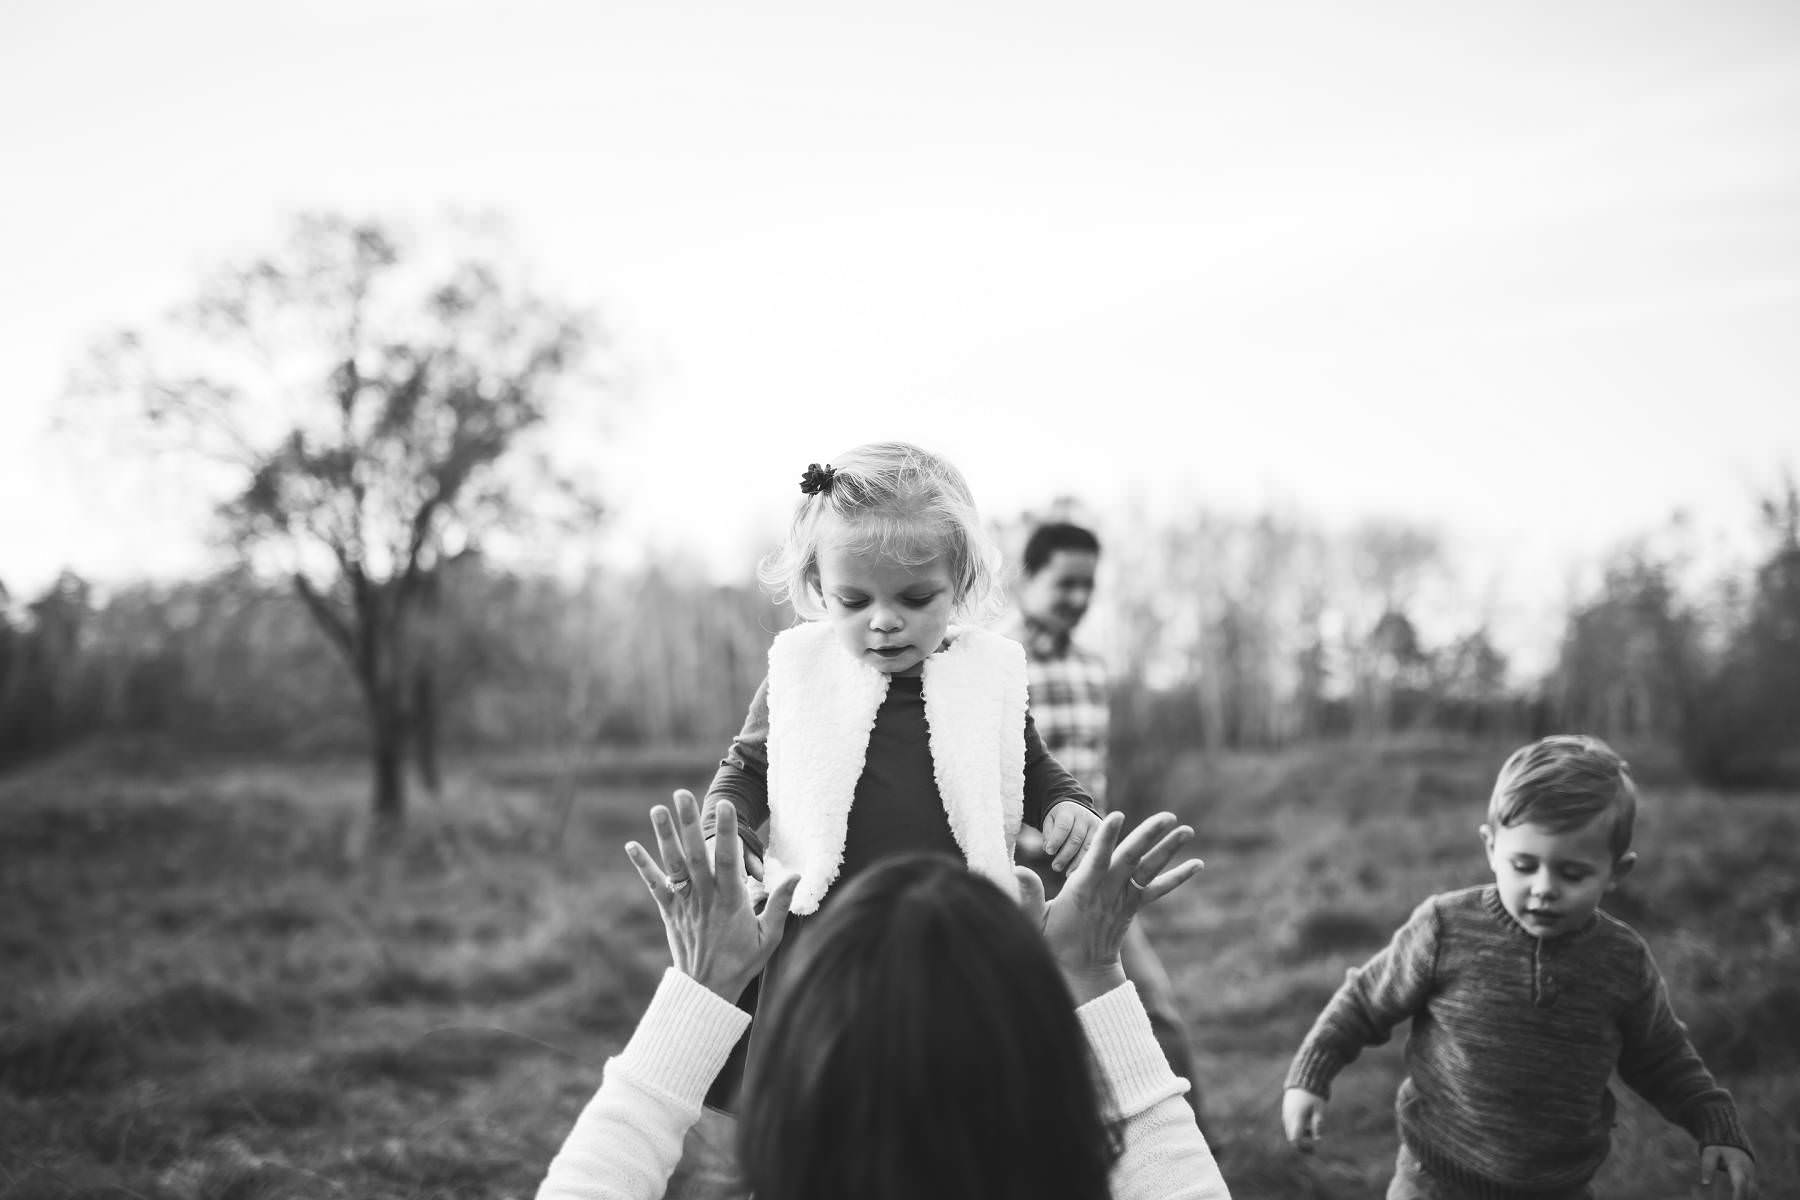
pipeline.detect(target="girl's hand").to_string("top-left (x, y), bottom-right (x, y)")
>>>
top-left (1283, 1088), bottom-right (1326, 1153)
top-left (625, 789), bottom-right (798, 1001)
top-left (702, 832), bottom-right (766, 880)
top-left (1017, 810), bottom-right (1202, 1001)
top-left (1699, 1144), bottom-right (1757, 1199)
top-left (703, 831), bottom-right (769, 909)
top-left (1041, 800), bottom-right (1102, 873)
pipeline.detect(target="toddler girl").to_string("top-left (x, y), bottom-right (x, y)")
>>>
top-left (698, 440), bottom-right (1103, 1109)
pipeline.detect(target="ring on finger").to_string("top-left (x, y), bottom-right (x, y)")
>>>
top-left (667, 873), bottom-right (693, 895)
top-left (1127, 876), bottom-right (1148, 893)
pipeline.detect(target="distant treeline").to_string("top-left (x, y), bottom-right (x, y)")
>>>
top-left (4, 491), bottom-right (1797, 791)
top-left (0, 561), bottom-right (781, 767)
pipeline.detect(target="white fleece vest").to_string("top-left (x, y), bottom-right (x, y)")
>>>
top-left (763, 622), bottom-right (1028, 915)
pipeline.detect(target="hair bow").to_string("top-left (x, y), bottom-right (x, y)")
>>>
top-left (799, 462), bottom-right (836, 495)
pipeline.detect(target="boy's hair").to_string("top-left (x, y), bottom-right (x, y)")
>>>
top-left (739, 853), bottom-right (1120, 1200)
top-left (1021, 521), bottom-right (1102, 576)
top-left (759, 440), bottom-right (1005, 622)
top-left (1487, 734), bottom-right (1639, 858)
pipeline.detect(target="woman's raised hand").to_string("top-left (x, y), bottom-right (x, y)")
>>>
top-left (625, 789), bottom-right (798, 1001)
top-left (1017, 810), bottom-right (1202, 1001)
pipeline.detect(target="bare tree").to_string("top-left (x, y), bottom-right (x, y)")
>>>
top-left (1344, 519), bottom-right (1443, 735)
top-left (1686, 467), bottom-right (1800, 780)
top-left (67, 212), bottom-right (610, 845)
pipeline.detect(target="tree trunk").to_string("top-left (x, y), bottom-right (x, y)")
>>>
top-left (412, 663), bottom-right (441, 796)
top-left (370, 701), bottom-right (407, 848)
top-left (292, 570), bottom-right (413, 846)
top-left (409, 567), bottom-right (443, 796)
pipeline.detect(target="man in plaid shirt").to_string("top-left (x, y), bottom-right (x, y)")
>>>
top-left (1005, 521), bottom-right (1211, 1133)
top-left (1013, 603), bottom-right (1112, 804)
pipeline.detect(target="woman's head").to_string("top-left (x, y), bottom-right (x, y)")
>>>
top-left (738, 854), bottom-right (1119, 1200)
top-left (759, 442), bottom-right (1005, 631)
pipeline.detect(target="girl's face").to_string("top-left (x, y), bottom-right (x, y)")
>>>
top-left (815, 537), bottom-right (957, 677)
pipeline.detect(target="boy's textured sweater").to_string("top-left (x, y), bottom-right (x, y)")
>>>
top-left (1286, 885), bottom-right (1750, 1199)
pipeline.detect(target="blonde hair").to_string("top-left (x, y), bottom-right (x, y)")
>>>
top-left (1488, 734), bottom-right (1639, 859)
top-left (759, 441), bottom-right (1005, 623)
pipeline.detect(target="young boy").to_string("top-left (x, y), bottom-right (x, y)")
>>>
top-left (1282, 734), bottom-right (1757, 1199)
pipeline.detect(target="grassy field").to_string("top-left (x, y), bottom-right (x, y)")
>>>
top-left (1, 737), bottom-right (1794, 1199)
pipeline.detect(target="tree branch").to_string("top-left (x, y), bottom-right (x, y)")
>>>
top-left (292, 572), bottom-right (355, 664)
top-left (398, 490), bottom-right (445, 603)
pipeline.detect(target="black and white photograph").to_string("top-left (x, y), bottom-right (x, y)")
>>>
top-left (2, 3), bottom-right (1795, 1197)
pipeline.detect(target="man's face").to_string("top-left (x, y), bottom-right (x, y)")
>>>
top-left (1018, 548), bottom-right (1099, 636)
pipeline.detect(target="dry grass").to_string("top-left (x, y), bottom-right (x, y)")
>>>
top-left (1147, 736), bottom-right (1799, 1199)
top-left (1, 736), bottom-right (1793, 1199)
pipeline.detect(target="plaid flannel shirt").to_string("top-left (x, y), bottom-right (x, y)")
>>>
top-left (1004, 615), bottom-right (1111, 808)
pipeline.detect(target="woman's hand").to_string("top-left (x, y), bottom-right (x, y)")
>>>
top-left (1016, 809), bottom-right (1202, 1002)
top-left (625, 789), bottom-right (798, 1001)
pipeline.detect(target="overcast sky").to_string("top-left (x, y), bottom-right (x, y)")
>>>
top-left (5, 0), bottom-right (1798, 663)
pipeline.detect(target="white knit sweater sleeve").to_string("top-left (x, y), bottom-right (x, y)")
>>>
top-left (535, 969), bottom-right (751, 1200)
top-left (1082, 983), bottom-right (1233, 1200)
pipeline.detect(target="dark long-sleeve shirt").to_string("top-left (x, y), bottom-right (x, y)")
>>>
top-left (1285, 885), bottom-right (1750, 1199)
top-left (703, 673), bottom-right (1095, 885)
top-left (694, 669), bottom-right (1099, 1114)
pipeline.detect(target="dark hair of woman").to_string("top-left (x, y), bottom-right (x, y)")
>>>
top-left (737, 853), bottom-right (1123, 1200)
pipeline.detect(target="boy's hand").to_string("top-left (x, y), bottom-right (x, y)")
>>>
top-left (1041, 801), bottom-right (1101, 873)
top-left (1282, 1087), bottom-right (1326, 1154)
top-left (1699, 1144), bottom-right (1756, 1199)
